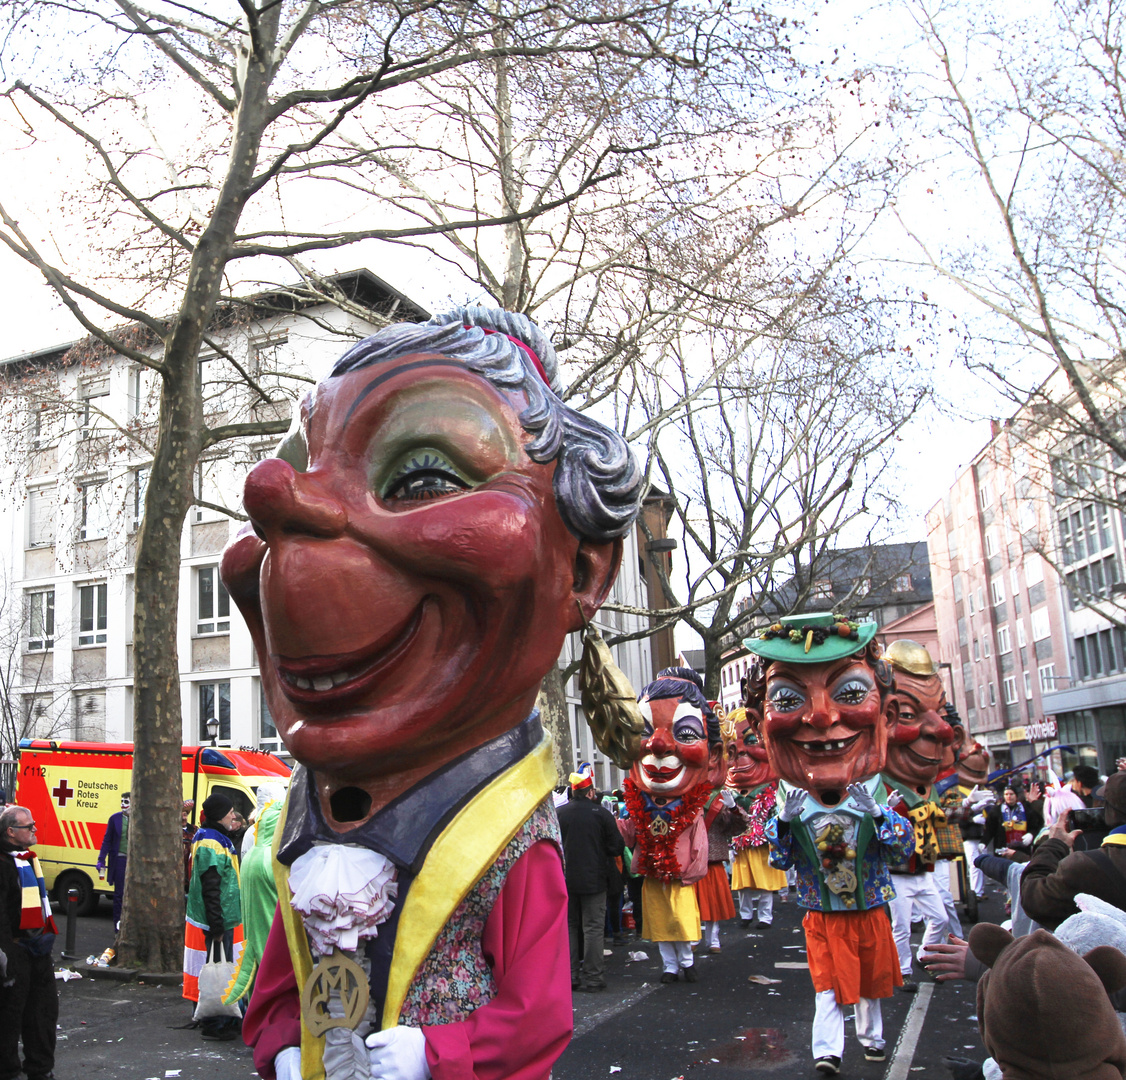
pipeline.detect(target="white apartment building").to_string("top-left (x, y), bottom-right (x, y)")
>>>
top-left (0, 274), bottom-right (654, 789)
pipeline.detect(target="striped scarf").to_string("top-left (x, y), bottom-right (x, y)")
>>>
top-left (12, 851), bottom-right (58, 934)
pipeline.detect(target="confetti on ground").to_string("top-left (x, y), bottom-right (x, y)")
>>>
top-left (610, 1068), bottom-right (622, 1074)
top-left (747, 975), bottom-right (782, 985)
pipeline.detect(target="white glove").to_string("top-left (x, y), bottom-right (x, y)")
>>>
top-left (778, 788), bottom-right (808, 823)
top-left (719, 788), bottom-right (736, 809)
top-left (1019, 832), bottom-right (1032, 847)
top-left (972, 813), bottom-right (985, 825)
top-left (274, 1047), bottom-right (302, 1080)
top-left (366, 1026), bottom-right (431, 1080)
top-left (847, 782), bottom-right (882, 818)
top-left (884, 789), bottom-right (901, 810)
top-left (962, 784), bottom-right (981, 808)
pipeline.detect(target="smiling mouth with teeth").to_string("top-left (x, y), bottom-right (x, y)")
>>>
top-left (793, 734), bottom-right (861, 756)
top-left (273, 603), bottom-right (425, 706)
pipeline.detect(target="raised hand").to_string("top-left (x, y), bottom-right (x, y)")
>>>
top-left (778, 787), bottom-right (808, 823)
top-left (846, 782), bottom-right (882, 818)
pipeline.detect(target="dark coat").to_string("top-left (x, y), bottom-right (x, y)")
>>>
top-left (556, 795), bottom-right (624, 896)
top-left (0, 847), bottom-right (20, 968)
top-left (1020, 837), bottom-right (1126, 930)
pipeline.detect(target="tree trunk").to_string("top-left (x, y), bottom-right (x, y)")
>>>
top-left (117, 358), bottom-right (203, 970)
top-left (536, 663), bottom-right (573, 787)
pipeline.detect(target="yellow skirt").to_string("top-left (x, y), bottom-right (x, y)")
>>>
top-left (642, 878), bottom-right (701, 942)
top-left (731, 845), bottom-right (787, 892)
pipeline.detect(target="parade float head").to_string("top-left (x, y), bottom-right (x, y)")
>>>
top-left (220, 308), bottom-right (642, 825)
top-left (630, 667), bottom-right (723, 801)
top-left (957, 738), bottom-right (991, 787)
top-left (743, 612), bottom-right (894, 806)
top-left (725, 705), bottom-right (777, 792)
top-left (883, 639), bottom-right (959, 797)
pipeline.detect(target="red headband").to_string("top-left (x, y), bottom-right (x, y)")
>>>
top-left (473, 326), bottom-right (551, 388)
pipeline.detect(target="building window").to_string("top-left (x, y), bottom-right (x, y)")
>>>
top-left (983, 634), bottom-right (992, 658)
top-left (990, 578), bottom-right (1005, 606)
top-left (977, 587), bottom-right (985, 610)
top-left (984, 529), bottom-right (998, 558)
top-left (997, 625), bottom-right (1012, 655)
top-left (980, 480), bottom-right (992, 509)
top-left (1003, 676), bottom-right (1017, 705)
top-left (973, 637), bottom-right (980, 661)
top-left (1016, 619), bottom-right (1027, 648)
top-left (893, 574), bottom-right (913, 592)
top-left (77, 479), bottom-right (108, 541)
top-left (26, 590), bottom-right (54, 651)
top-left (1030, 607), bottom-right (1052, 641)
top-left (79, 374), bottom-right (110, 440)
top-left (258, 679), bottom-right (281, 753)
top-left (28, 401), bottom-right (59, 451)
top-left (1038, 663), bottom-right (1056, 693)
top-left (77, 583), bottom-right (108, 646)
top-left (195, 567), bottom-right (230, 635)
top-left (968, 589), bottom-right (975, 616)
top-left (1026, 556), bottom-right (1045, 586)
top-left (27, 486), bottom-right (56, 548)
top-left (73, 689), bottom-right (106, 741)
top-left (1010, 566), bottom-right (1020, 595)
top-left (1023, 670), bottom-right (1033, 700)
top-left (198, 681), bottom-right (231, 743)
top-left (988, 682), bottom-right (997, 706)
top-left (812, 578), bottom-right (832, 600)
top-left (132, 466), bottom-right (149, 531)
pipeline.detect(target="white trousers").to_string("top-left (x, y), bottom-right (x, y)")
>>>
top-left (736, 888), bottom-right (775, 923)
top-left (931, 860), bottom-right (964, 940)
top-left (964, 840), bottom-right (986, 897)
top-left (889, 872), bottom-right (948, 977)
top-left (702, 920), bottom-right (721, 947)
top-left (812, 989), bottom-right (883, 1058)
top-left (658, 940), bottom-right (694, 972)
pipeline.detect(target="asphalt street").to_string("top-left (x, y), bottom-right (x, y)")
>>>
top-left (52, 892), bottom-right (995, 1079)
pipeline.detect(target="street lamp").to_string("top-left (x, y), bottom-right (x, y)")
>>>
top-left (205, 716), bottom-right (219, 747)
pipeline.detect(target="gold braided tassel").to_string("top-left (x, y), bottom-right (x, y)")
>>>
top-left (578, 619), bottom-right (645, 770)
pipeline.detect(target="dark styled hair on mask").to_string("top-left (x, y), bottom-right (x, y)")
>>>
top-left (640, 666), bottom-right (721, 747)
top-left (324, 307), bottom-right (642, 544)
top-left (745, 641), bottom-right (894, 711)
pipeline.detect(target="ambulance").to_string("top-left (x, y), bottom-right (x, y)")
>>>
top-left (15, 739), bottom-right (291, 914)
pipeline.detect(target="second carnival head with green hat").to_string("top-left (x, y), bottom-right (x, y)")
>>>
top-left (741, 612), bottom-right (895, 807)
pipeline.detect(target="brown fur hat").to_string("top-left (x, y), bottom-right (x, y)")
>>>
top-left (969, 923), bottom-right (1126, 1080)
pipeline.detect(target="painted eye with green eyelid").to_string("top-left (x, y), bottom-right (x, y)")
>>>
top-left (381, 449), bottom-right (472, 503)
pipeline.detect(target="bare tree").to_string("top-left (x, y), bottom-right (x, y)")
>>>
top-left (898, 0), bottom-right (1126, 624)
top-left (0, 0), bottom-right (780, 969)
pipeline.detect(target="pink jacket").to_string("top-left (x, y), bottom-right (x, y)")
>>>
top-left (618, 811), bottom-right (709, 886)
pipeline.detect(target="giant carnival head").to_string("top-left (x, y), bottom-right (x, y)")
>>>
top-left (725, 706), bottom-right (777, 792)
top-left (630, 667), bottom-right (723, 801)
top-left (743, 612), bottom-right (895, 807)
top-left (883, 640), bottom-right (960, 797)
top-left (220, 308), bottom-right (642, 817)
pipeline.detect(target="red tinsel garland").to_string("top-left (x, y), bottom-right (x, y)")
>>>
top-left (623, 778), bottom-right (711, 883)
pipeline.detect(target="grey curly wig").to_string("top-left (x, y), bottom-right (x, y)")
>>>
top-left (321, 307), bottom-right (642, 543)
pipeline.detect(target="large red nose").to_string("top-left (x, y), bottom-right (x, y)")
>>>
top-left (645, 726), bottom-right (675, 755)
top-left (243, 457), bottom-right (346, 540)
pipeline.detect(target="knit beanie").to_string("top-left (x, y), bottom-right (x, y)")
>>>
top-left (202, 792), bottom-right (234, 824)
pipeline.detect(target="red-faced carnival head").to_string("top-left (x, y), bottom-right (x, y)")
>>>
top-left (220, 310), bottom-right (641, 824)
top-left (744, 613), bottom-right (896, 807)
top-left (629, 668), bottom-right (722, 802)
top-left (726, 706), bottom-right (776, 792)
top-left (883, 640), bottom-right (959, 797)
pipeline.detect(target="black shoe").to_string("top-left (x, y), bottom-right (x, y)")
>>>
top-left (660, 970), bottom-right (678, 983)
top-left (571, 979), bottom-right (581, 990)
top-left (814, 1056), bottom-right (841, 1076)
top-left (898, 979), bottom-right (919, 993)
top-left (612, 935), bottom-right (627, 946)
top-left (864, 1046), bottom-right (887, 1062)
top-left (681, 964), bottom-right (697, 983)
top-left (740, 917), bottom-right (752, 927)
top-left (577, 981), bottom-right (607, 992)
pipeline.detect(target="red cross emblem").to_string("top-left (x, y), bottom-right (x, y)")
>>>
top-left (52, 779), bottom-right (74, 806)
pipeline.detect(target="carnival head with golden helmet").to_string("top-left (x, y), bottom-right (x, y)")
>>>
top-left (882, 639), bottom-right (961, 797)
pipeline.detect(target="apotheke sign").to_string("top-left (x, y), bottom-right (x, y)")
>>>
top-left (1005, 719), bottom-right (1058, 743)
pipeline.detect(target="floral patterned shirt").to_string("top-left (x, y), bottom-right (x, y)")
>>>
top-left (400, 798), bottom-right (560, 1024)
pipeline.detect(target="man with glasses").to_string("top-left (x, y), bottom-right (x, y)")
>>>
top-left (0, 804), bottom-right (58, 1080)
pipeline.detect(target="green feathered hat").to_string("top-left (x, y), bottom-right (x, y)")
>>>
top-left (744, 611), bottom-right (878, 664)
